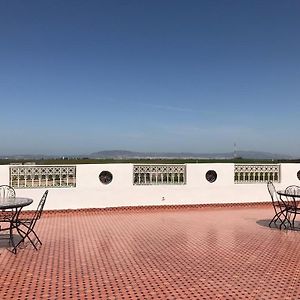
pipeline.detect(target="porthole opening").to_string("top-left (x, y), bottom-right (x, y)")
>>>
top-left (99, 171), bottom-right (113, 185)
top-left (206, 170), bottom-right (217, 183)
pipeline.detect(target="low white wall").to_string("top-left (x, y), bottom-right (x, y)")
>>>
top-left (1, 163), bottom-right (299, 210)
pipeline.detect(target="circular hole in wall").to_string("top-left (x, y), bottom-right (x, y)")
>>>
top-left (99, 171), bottom-right (113, 185)
top-left (297, 170), bottom-right (300, 181)
top-left (206, 170), bottom-right (217, 183)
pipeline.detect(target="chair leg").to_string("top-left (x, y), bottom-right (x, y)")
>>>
top-left (26, 233), bottom-right (39, 250)
top-left (279, 210), bottom-right (289, 230)
top-left (29, 229), bottom-right (42, 246)
top-left (269, 214), bottom-right (278, 227)
top-left (10, 223), bottom-right (42, 252)
top-left (270, 211), bottom-right (286, 229)
top-left (269, 211), bottom-right (284, 227)
top-left (291, 213), bottom-right (297, 229)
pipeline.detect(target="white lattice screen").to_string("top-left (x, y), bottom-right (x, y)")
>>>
top-left (234, 164), bottom-right (280, 183)
top-left (9, 166), bottom-right (76, 188)
top-left (133, 165), bottom-right (186, 185)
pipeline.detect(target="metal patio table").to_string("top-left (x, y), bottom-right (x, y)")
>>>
top-left (0, 197), bottom-right (33, 253)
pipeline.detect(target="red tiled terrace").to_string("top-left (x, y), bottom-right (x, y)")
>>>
top-left (0, 204), bottom-right (300, 299)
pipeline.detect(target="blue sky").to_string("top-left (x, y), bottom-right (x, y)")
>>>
top-left (1, 0), bottom-right (300, 156)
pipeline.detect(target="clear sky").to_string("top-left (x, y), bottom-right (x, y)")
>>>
top-left (1, 0), bottom-right (300, 156)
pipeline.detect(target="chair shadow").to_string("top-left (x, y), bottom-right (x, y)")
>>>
top-left (256, 219), bottom-right (300, 231)
top-left (0, 234), bottom-right (22, 248)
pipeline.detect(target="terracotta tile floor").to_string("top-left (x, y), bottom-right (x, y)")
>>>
top-left (0, 205), bottom-right (300, 300)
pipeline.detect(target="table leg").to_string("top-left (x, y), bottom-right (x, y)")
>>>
top-left (8, 207), bottom-right (23, 254)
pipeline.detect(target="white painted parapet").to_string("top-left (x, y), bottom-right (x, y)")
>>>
top-left (1, 163), bottom-right (299, 210)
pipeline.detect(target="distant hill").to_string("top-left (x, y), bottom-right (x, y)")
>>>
top-left (88, 150), bottom-right (294, 160)
top-left (0, 150), bottom-right (295, 160)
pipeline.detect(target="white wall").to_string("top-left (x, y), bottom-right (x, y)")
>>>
top-left (1, 163), bottom-right (299, 210)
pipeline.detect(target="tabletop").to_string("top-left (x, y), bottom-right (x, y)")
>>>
top-left (0, 197), bottom-right (33, 210)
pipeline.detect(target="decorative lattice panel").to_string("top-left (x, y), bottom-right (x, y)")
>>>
top-left (9, 166), bottom-right (76, 188)
top-left (133, 165), bottom-right (186, 185)
top-left (234, 164), bottom-right (280, 184)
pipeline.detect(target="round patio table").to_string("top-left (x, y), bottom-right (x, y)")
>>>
top-left (0, 197), bottom-right (33, 253)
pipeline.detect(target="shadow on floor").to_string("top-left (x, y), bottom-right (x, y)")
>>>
top-left (0, 234), bottom-right (22, 249)
top-left (256, 219), bottom-right (300, 231)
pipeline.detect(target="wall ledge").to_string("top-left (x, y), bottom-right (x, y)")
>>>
top-left (20, 201), bottom-right (272, 217)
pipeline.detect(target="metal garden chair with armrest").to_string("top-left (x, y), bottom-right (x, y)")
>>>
top-left (13, 190), bottom-right (49, 252)
top-left (0, 185), bottom-right (16, 231)
top-left (0, 185), bottom-right (16, 199)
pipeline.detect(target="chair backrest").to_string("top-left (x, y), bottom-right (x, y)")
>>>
top-left (37, 190), bottom-right (48, 220)
top-left (285, 185), bottom-right (300, 194)
top-left (267, 181), bottom-right (279, 204)
top-left (30, 190), bottom-right (49, 229)
top-left (0, 185), bottom-right (16, 198)
top-left (267, 181), bottom-right (286, 214)
top-left (285, 185), bottom-right (300, 207)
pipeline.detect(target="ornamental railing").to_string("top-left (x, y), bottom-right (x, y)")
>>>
top-left (234, 164), bottom-right (280, 184)
top-left (9, 166), bottom-right (76, 188)
top-left (133, 164), bottom-right (186, 185)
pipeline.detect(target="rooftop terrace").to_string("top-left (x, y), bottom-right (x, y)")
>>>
top-left (1, 205), bottom-right (299, 299)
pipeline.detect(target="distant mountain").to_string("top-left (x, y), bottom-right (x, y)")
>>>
top-left (235, 151), bottom-right (292, 160)
top-left (88, 150), bottom-right (294, 160)
top-left (0, 150), bottom-right (295, 160)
